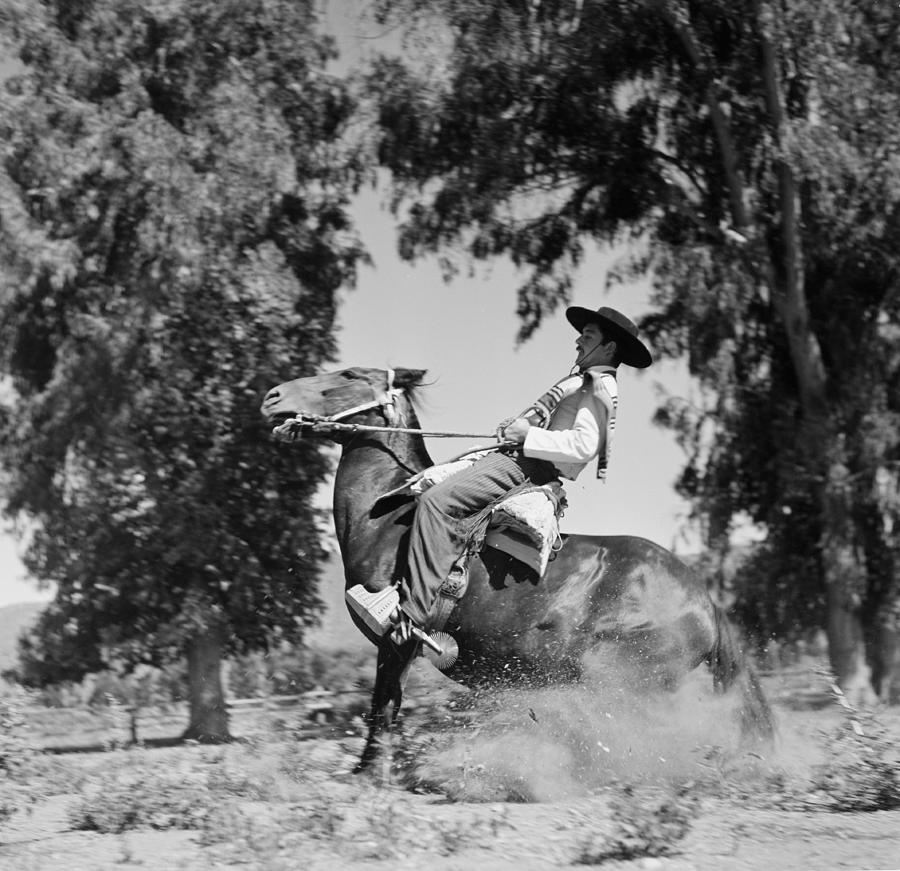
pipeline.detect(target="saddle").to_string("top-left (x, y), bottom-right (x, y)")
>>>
top-left (475, 484), bottom-right (567, 576)
top-left (444, 480), bottom-right (568, 631)
top-left (388, 452), bottom-right (568, 629)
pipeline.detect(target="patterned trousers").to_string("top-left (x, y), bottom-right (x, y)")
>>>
top-left (400, 450), bottom-right (559, 627)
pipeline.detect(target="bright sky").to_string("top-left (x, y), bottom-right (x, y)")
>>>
top-left (0, 535), bottom-right (35, 607)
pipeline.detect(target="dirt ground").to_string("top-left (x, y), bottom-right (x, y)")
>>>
top-left (2, 665), bottom-right (900, 871)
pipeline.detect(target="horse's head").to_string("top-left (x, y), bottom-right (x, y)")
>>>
top-left (261, 366), bottom-right (427, 439)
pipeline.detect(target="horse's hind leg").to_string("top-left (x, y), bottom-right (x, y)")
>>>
top-left (706, 607), bottom-right (776, 743)
top-left (355, 639), bottom-right (416, 780)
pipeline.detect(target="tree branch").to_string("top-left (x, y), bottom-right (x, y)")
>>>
top-left (650, 148), bottom-right (707, 199)
top-left (651, 0), bottom-right (749, 230)
top-left (753, 0), bottom-right (828, 414)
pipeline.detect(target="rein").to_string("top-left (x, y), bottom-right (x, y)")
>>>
top-left (271, 368), bottom-right (500, 442)
top-left (273, 419), bottom-right (498, 440)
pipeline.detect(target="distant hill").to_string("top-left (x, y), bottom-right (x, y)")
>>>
top-left (0, 601), bottom-right (44, 674)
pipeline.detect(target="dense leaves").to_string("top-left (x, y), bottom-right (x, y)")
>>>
top-left (0, 0), bottom-right (371, 685)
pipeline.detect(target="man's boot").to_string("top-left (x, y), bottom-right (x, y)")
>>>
top-left (345, 583), bottom-right (439, 652)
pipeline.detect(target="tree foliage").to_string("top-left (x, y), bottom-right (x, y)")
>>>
top-left (0, 0), bottom-right (371, 684)
top-left (370, 1), bottom-right (900, 657)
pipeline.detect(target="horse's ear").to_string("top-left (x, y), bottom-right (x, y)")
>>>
top-left (393, 368), bottom-right (427, 388)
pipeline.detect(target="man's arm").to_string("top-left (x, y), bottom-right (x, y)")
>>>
top-left (500, 394), bottom-right (608, 466)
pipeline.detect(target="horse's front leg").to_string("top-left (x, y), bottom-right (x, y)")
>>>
top-left (354, 639), bottom-right (416, 780)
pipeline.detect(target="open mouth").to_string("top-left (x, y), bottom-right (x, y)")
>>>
top-left (265, 410), bottom-right (297, 426)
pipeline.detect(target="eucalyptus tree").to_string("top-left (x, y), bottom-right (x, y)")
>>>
top-left (368, 0), bottom-right (900, 701)
top-left (0, 0), bottom-right (371, 737)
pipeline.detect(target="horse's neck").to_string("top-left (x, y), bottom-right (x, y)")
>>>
top-left (333, 432), bottom-right (424, 521)
top-left (332, 421), bottom-right (431, 584)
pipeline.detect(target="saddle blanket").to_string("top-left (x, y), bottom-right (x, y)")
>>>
top-left (406, 451), bottom-right (565, 577)
top-left (484, 488), bottom-right (564, 576)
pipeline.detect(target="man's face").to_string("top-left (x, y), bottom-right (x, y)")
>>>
top-left (575, 323), bottom-right (616, 369)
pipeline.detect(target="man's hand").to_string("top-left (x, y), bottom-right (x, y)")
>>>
top-left (499, 417), bottom-right (531, 444)
top-left (494, 416), bottom-right (515, 439)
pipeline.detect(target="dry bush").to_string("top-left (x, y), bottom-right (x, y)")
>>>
top-left (0, 687), bottom-right (36, 822)
top-left (0, 684), bottom-right (73, 820)
top-left (69, 763), bottom-right (214, 833)
top-left (574, 783), bottom-right (699, 864)
top-left (66, 745), bottom-right (277, 833)
top-left (810, 711), bottom-right (900, 812)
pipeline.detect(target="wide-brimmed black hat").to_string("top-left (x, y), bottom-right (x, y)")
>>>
top-left (565, 305), bottom-right (653, 369)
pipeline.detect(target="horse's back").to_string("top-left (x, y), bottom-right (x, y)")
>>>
top-left (446, 534), bottom-right (718, 685)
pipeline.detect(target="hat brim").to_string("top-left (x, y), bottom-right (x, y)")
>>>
top-left (566, 307), bottom-right (653, 369)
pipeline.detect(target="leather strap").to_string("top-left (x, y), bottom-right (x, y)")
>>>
top-left (430, 560), bottom-right (469, 632)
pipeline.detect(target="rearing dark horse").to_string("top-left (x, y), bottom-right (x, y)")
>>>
top-left (262, 366), bottom-right (774, 772)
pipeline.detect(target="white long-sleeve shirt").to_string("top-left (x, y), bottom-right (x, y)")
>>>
top-left (522, 365), bottom-right (617, 480)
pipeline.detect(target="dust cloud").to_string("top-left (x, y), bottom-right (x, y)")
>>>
top-left (411, 657), bottom-right (818, 803)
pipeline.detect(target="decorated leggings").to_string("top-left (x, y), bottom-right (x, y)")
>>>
top-left (399, 450), bottom-right (558, 627)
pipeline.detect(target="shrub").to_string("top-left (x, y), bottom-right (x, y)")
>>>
top-left (811, 711), bottom-right (900, 811)
top-left (575, 784), bottom-right (699, 864)
top-left (0, 684), bottom-right (43, 822)
top-left (68, 751), bottom-right (215, 833)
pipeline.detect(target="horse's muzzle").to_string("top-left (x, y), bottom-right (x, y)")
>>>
top-left (267, 409), bottom-right (329, 442)
top-left (261, 390), bottom-right (304, 426)
top-left (270, 417), bottom-right (309, 442)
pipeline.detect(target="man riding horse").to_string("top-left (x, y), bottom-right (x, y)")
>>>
top-left (350, 304), bottom-right (653, 648)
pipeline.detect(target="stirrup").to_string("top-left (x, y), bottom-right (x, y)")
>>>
top-left (345, 584), bottom-right (400, 636)
top-left (345, 584), bottom-right (458, 669)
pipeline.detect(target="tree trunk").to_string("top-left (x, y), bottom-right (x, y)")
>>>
top-left (860, 492), bottom-right (900, 704)
top-left (868, 555), bottom-right (900, 704)
top-left (182, 625), bottom-right (231, 742)
top-left (823, 574), bottom-right (875, 705)
top-left (751, 7), bottom-right (879, 701)
top-left (870, 617), bottom-right (900, 704)
top-left (820, 453), bottom-right (878, 705)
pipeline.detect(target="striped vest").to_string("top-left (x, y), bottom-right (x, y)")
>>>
top-left (519, 367), bottom-right (618, 480)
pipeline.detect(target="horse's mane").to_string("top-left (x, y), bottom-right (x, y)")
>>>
top-left (390, 367), bottom-right (431, 423)
top-left (367, 366), bottom-right (432, 519)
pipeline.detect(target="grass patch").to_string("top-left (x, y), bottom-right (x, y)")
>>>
top-left (0, 686), bottom-right (80, 820)
top-left (67, 740), bottom-right (293, 833)
top-left (68, 754), bottom-right (215, 833)
top-left (575, 783), bottom-right (699, 864)
top-left (196, 749), bottom-right (512, 865)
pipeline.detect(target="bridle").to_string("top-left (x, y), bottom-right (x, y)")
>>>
top-left (320, 368), bottom-right (403, 426)
top-left (272, 369), bottom-right (404, 440)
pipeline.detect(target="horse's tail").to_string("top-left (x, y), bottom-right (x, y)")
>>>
top-left (707, 604), bottom-right (777, 742)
